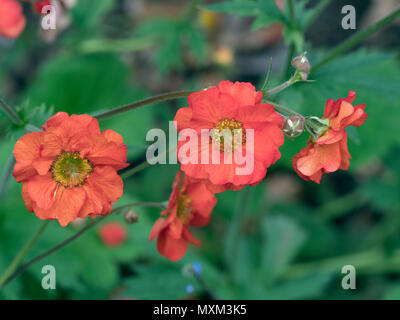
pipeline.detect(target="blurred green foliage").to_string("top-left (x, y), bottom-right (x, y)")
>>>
top-left (0, 0), bottom-right (400, 300)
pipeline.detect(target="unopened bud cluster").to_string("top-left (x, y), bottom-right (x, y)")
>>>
top-left (291, 52), bottom-right (310, 80)
top-left (282, 115), bottom-right (304, 138)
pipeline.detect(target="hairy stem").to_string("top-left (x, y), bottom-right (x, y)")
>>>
top-left (312, 6), bottom-right (400, 73)
top-left (283, 0), bottom-right (297, 78)
top-left (264, 99), bottom-right (303, 118)
top-left (0, 155), bottom-right (16, 201)
top-left (93, 91), bottom-right (195, 120)
top-left (304, 0), bottom-right (331, 30)
top-left (121, 161), bottom-right (152, 180)
top-left (0, 95), bottom-right (22, 125)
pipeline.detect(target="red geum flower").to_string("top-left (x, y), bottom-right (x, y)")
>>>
top-left (149, 171), bottom-right (217, 261)
top-left (175, 81), bottom-right (284, 191)
top-left (99, 222), bottom-right (127, 247)
top-left (13, 112), bottom-right (129, 226)
top-left (293, 91), bottom-right (367, 183)
top-left (0, 0), bottom-right (26, 39)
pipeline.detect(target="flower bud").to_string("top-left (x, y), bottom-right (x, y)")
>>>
top-left (123, 209), bottom-right (139, 224)
top-left (291, 52), bottom-right (310, 74)
top-left (282, 115), bottom-right (304, 138)
top-left (304, 116), bottom-right (330, 140)
top-left (299, 71), bottom-right (308, 81)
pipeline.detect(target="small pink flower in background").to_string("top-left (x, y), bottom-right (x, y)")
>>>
top-left (99, 222), bottom-right (128, 247)
top-left (0, 0), bottom-right (26, 39)
top-left (275, 0), bottom-right (285, 11)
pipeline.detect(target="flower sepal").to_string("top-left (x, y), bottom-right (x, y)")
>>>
top-left (304, 116), bottom-right (330, 141)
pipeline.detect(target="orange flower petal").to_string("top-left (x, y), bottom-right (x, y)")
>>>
top-left (218, 80), bottom-right (263, 107)
top-left (21, 183), bottom-right (33, 212)
top-left (13, 132), bottom-right (45, 182)
top-left (34, 186), bottom-right (86, 226)
top-left (27, 173), bottom-right (58, 210)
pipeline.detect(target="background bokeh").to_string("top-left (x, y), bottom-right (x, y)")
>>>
top-left (0, 0), bottom-right (400, 300)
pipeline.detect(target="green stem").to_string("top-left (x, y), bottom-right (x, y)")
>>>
top-left (0, 155), bottom-right (15, 201)
top-left (93, 81), bottom-right (305, 121)
top-left (0, 202), bottom-right (165, 289)
top-left (121, 146), bottom-right (177, 180)
top-left (120, 161), bottom-right (152, 180)
top-left (263, 99), bottom-right (303, 118)
top-left (93, 91), bottom-right (194, 120)
top-left (312, 6), bottom-right (400, 73)
top-left (288, 0), bottom-right (296, 29)
top-left (0, 221), bottom-right (50, 288)
top-left (283, 44), bottom-right (295, 79)
top-left (265, 70), bottom-right (302, 97)
top-left (319, 190), bottom-right (365, 220)
top-left (304, 0), bottom-right (331, 30)
top-left (284, 248), bottom-right (400, 279)
top-left (0, 95), bottom-right (22, 125)
top-left (260, 57), bottom-right (273, 92)
top-left (283, 0), bottom-right (297, 78)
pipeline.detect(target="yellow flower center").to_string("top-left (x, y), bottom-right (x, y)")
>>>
top-left (211, 118), bottom-right (246, 152)
top-left (51, 151), bottom-right (93, 188)
top-left (176, 193), bottom-right (192, 225)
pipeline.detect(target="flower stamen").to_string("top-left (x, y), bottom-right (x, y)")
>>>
top-left (51, 151), bottom-right (93, 188)
top-left (211, 118), bottom-right (246, 152)
top-left (177, 193), bottom-right (192, 225)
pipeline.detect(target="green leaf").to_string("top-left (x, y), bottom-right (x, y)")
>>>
top-left (283, 27), bottom-right (304, 52)
top-left (71, 0), bottom-right (115, 30)
top-left (186, 26), bottom-right (207, 64)
top-left (260, 215), bottom-right (307, 284)
top-left (23, 54), bottom-right (139, 114)
top-left (121, 265), bottom-right (196, 300)
top-left (76, 239), bottom-right (119, 289)
top-left (360, 178), bottom-right (400, 212)
top-left (205, 0), bottom-right (286, 29)
top-left (251, 13), bottom-right (278, 31)
top-left (264, 272), bottom-right (334, 299)
top-left (204, 1), bottom-right (260, 17)
top-left (383, 283), bottom-right (400, 300)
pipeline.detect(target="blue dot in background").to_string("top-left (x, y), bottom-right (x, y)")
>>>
top-left (192, 262), bottom-right (202, 275)
top-left (186, 284), bottom-right (194, 294)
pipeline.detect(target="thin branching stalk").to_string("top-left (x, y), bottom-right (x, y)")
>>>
top-left (313, 6), bottom-right (400, 73)
top-left (0, 155), bottom-right (16, 201)
top-left (0, 202), bottom-right (166, 288)
top-left (93, 91), bottom-right (195, 120)
top-left (264, 100), bottom-right (303, 118)
top-left (0, 221), bottom-right (50, 288)
top-left (283, 0), bottom-right (298, 78)
top-left (0, 96), bottom-right (22, 125)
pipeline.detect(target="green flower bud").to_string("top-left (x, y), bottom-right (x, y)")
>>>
top-left (282, 115), bottom-right (304, 138)
top-left (304, 116), bottom-right (330, 141)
